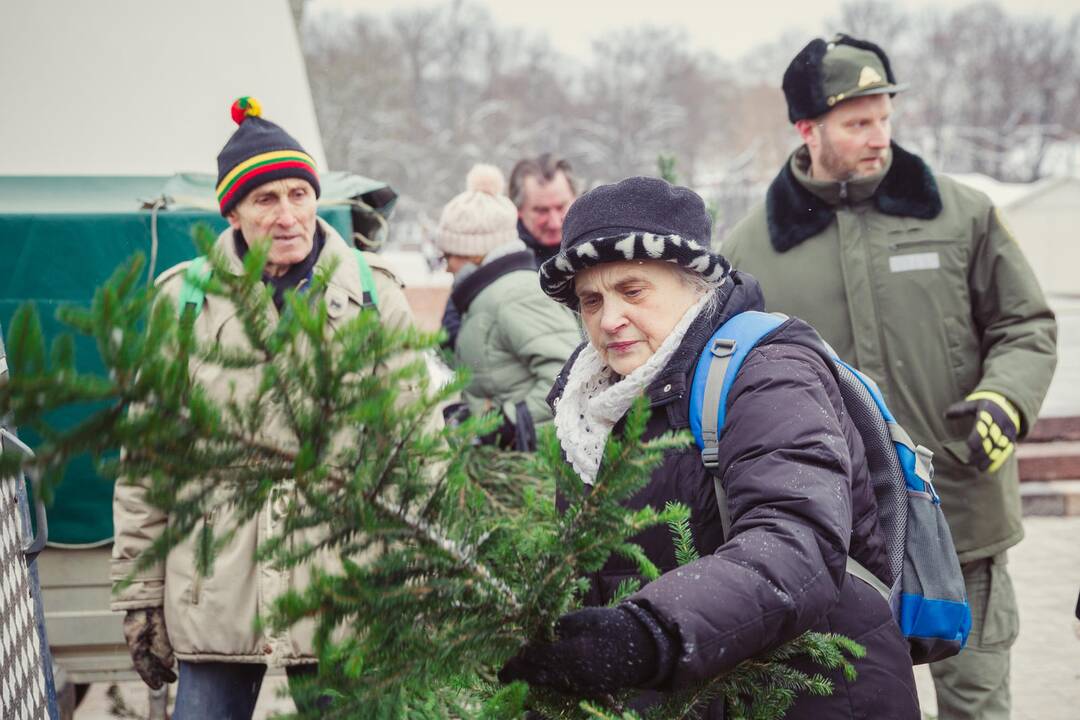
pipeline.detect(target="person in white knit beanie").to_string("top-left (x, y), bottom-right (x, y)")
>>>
top-left (437, 164), bottom-right (581, 451)
top-left (437, 164), bottom-right (519, 271)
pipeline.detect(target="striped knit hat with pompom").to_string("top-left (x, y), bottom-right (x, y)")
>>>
top-left (436, 164), bottom-right (519, 257)
top-left (215, 96), bottom-right (320, 215)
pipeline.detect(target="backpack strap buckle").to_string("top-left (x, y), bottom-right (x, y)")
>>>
top-left (701, 447), bottom-right (720, 469)
top-left (914, 445), bottom-right (938, 499)
top-left (711, 338), bottom-right (736, 358)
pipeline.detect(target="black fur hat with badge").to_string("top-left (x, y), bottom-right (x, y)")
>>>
top-left (782, 33), bottom-right (906, 123)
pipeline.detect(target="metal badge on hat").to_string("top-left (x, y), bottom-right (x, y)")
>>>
top-left (858, 66), bottom-right (884, 87)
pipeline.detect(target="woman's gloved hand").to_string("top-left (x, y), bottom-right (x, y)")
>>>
top-left (498, 604), bottom-right (676, 696)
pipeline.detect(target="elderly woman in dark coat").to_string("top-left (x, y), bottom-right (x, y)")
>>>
top-left (499, 177), bottom-right (919, 719)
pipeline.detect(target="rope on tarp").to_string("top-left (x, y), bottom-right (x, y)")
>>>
top-left (147, 196), bottom-right (166, 285)
top-left (321, 197), bottom-right (390, 252)
top-left (354, 204), bottom-right (389, 250)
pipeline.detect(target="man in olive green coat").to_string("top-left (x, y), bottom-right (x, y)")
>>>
top-left (723, 34), bottom-right (1057, 720)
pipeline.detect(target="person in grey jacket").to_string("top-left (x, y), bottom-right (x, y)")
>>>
top-left (437, 164), bottom-right (580, 450)
top-left (440, 153), bottom-right (578, 348)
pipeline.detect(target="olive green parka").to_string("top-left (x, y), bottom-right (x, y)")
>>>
top-left (723, 144), bottom-right (1057, 562)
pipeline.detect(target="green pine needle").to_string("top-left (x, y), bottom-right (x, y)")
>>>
top-left (663, 501), bottom-right (700, 567)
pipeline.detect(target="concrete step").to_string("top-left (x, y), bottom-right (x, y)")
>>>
top-left (1018, 440), bottom-right (1080, 482)
top-left (1027, 416), bottom-right (1080, 442)
top-left (1021, 479), bottom-right (1080, 517)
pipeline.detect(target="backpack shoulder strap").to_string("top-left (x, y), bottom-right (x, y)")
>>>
top-left (176, 252), bottom-right (381, 317)
top-left (177, 256), bottom-right (211, 317)
top-left (691, 311), bottom-right (787, 463)
top-left (833, 356), bottom-right (935, 490)
top-left (353, 249), bottom-right (380, 310)
top-left (690, 311), bottom-right (786, 538)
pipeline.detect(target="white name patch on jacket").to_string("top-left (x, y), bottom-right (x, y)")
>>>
top-left (889, 252), bottom-right (940, 273)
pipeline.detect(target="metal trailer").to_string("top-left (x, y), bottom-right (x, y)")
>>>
top-left (1, 329), bottom-right (59, 719)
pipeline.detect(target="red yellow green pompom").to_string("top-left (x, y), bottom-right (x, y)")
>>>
top-left (230, 96), bottom-right (263, 125)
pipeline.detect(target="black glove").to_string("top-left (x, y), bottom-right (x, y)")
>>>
top-left (945, 391), bottom-right (1020, 472)
top-left (498, 604), bottom-right (675, 696)
top-left (122, 607), bottom-right (177, 689)
top-left (478, 410), bottom-right (518, 449)
top-left (442, 401), bottom-right (471, 427)
top-left (443, 403), bottom-right (520, 449)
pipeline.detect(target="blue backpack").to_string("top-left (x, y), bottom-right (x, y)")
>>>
top-left (689, 311), bottom-right (972, 665)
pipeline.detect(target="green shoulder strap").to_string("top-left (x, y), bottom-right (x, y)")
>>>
top-left (353, 248), bottom-right (379, 310)
top-left (178, 256), bottom-right (211, 317)
top-left (177, 251), bottom-right (379, 318)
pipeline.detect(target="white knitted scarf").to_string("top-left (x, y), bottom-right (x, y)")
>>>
top-left (553, 294), bottom-right (710, 485)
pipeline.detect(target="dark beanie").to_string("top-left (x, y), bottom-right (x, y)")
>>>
top-left (215, 97), bottom-right (321, 215)
top-left (538, 176), bottom-right (728, 308)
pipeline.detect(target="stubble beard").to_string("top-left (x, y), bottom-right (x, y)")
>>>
top-left (817, 131), bottom-right (861, 183)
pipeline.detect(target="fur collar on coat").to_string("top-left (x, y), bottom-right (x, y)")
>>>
top-left (765, 142), bottom-right (943, 253)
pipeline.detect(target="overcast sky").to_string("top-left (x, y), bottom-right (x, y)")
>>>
top-left (309, 0), bottom-right (1078, 61)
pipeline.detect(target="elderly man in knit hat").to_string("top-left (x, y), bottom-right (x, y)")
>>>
top-left (723, 35), bottom-right (1057, 719)
top-left (109, 97), bottom-right (423, 718)
top-left (436, 164), bottom-right (580, 450)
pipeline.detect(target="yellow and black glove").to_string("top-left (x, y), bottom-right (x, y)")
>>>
top-left (945, 391), bottom-right (1020, 473)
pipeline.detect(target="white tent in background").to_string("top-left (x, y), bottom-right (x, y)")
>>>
top-left (0, 4), bottom-right (334, 703)
top-left (0, 0), bottom-right (326, 175)
top-left (949, 173), bottom-right (1080, 299)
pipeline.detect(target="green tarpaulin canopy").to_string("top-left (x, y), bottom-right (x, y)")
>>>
top-left (0, 172), bottom-right (395, 546)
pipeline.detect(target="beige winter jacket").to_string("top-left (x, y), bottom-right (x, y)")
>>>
top-left (111, 219), bottom-right (427, 665)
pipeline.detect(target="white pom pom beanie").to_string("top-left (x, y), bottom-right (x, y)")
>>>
top-left (437, 164), bottom-right (519, 257)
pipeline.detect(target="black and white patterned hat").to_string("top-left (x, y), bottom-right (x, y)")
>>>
top-left (538, 176), bottom-right (729, 308)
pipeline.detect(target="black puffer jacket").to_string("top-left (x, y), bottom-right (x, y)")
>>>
top-left (548, 271), bottom-right (918, 719)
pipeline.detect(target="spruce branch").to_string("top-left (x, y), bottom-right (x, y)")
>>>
top-left (1, 237), bottom-right (869, 720)
top-left (664, 501), bottom-right (700, 567)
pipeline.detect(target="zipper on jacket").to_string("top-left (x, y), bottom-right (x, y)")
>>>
top-left (838, 181), bottom-right (849, 202)
top-left (888, 238), bottom-right (958, 251)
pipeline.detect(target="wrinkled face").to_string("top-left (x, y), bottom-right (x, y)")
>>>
top-left (518, 171), bottom-right (575, 248)
top-left (227, 178), bottom-right (318, 274)
top-left (575, 260), bottom-right (702, 376)
top-left (803, 94), bottom-right (893, 182)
